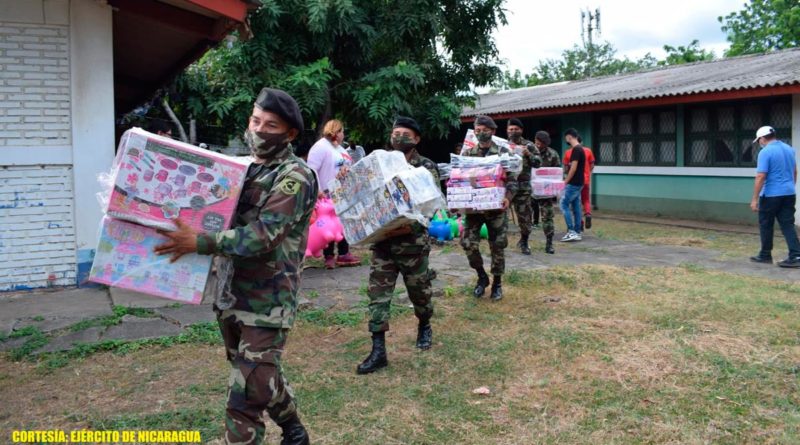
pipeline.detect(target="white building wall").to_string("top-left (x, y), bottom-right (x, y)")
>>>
top-left (0, 0), bottom-right (114, 291)
top-left (69, 0), bottom-right (115, 282)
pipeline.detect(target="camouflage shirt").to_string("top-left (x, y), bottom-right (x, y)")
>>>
top-left (462, 141), bottom-right (519, 199)
top-left (538, 145), bottom-right (561, 168)
top-left (374, 148), bottom-right (439, 250)
top-left (196, 145), bottom-right (319, 329)
top-left (511, 137), bottom-right (542, 182)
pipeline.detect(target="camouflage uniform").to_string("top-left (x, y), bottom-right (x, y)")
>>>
top-left (533, 145), bottom-right (561, 238)
top-left (511, 137), bottom-right (542, 237)
top-left (367, 149), bottom-right (438, 332)
top-left (460, 142), bottom-right (518, 275)
top-left (196, 144), bottom-right (318, 445)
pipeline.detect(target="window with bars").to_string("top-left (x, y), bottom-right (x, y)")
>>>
top-left (685, 98), bottom-right (792, 167)
top-left (594, 108), bottom-right (678, 166)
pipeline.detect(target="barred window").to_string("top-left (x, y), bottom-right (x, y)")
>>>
top-left (685, 97), bottom-right (792, 167)
top-left (594, 108), bottom-right (677, 166)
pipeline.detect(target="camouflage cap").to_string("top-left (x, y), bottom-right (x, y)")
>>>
top-left (254, 88), bottom-right (304, 136)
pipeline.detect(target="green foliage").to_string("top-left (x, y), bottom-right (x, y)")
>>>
top-left (719, 0), bottom-right (800, 56)
top-left (493, 36), bottom-right (719, 91)
top-left (660, 39), bottom-right (715, 65)
top-left (171, 0), bottom-right (508, 146)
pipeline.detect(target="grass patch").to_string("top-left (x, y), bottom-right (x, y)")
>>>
top-left (69, 305), bottom-right (157, 333)
top-left (3, 264), bottom-right (800, 443)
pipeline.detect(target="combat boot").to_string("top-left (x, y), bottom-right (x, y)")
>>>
top-left (545, 235), bottom-right (554, 254)
top-left (518, 234), bottom-right (531, 255)
top-left (279, 414), bottom-right (310, 445)
top-left (416, 321), bottom-right (432, 350)
top-left (490, 275), bottom-right (503, 301)
top-left (473, 268), bottom-right (490, 298)
top-left (357, 332), bottom-right (388, 374)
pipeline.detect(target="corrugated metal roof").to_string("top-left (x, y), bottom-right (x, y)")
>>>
top-left (462, 48), bottom-right (800, 117)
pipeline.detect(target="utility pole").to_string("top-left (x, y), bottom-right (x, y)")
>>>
top-left (581, 7), bottom-right (601, 77)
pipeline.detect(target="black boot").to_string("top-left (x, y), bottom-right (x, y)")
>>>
top-left (490, 275), bottom-right (503, 301)
top-left (473, 268), bottom-right (490, 298)
top-left (518, 234), bottom-right (531, 255)
top-left (279, 414), bottom-right (310, 445)
top-left (545, 234), bottom-right (554, 254)
top-left (357, 332), bottom-right (388, 374)
top-left (416, 321), bottom-right (432, 350)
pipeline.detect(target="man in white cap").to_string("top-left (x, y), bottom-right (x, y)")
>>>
top-left (749, 126), bottom-right (800, 268)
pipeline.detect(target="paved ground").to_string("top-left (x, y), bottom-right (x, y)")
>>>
top-left (1, 222), bottom-right (796, 355)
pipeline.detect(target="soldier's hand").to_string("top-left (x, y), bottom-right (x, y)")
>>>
top-left (502, 198), bottom-right (510, 210)
top-left (154, 219), bottom-right (199, 263)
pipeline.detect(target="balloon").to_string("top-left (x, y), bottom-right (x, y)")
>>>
top-left (305, 198), bottom-right (344, 258)
top-left (480, 223), bottom-right (488, 239)
top-left (429, 219), bottom-right (452, 241)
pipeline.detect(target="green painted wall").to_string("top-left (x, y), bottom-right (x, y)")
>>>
top-left (593, 173), bottom-right (757, 224)
top-left (560, 113), bottom-right (593, 148)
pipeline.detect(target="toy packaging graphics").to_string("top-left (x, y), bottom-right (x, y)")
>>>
top-left (330, 150), bottom-right (445, 245)
top-left (531, 167), bottom-right (565, 199)
top-left (88, 218), bottom-right (212, 304)
top-left (107, 128), bottom-right (249, 232)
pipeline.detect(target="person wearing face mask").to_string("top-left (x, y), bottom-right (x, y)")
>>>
top-left (155, 87), bottom-right (317, 445)
top-left (357, 116), bottom-right (439, 375)
top-left (532, 131), bottom-right (561, 254)
top-left (307, 119), bottom-right (362, 269)
top-left (506, 118), bottom-right (541, 255)
top-left (460, 115), bottom-right (518, 301)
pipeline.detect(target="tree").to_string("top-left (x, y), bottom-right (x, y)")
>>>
top-left (493, 41), bottom-right (657, 90)
top-left (719, 0), bottom-right (800, 56)
top-left (168, 0), bottom-right (508, 146)
top-left (493, 38), bottom-right (717, 91)
top-left (660, 40), bottom-right (715, 65)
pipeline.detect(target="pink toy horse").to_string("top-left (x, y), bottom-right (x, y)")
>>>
top-left (305, 197), bottom-right (344, 258)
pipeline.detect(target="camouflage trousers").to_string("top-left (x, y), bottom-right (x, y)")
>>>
top-left (534, 198), bottom-right (557, 237)
top-left (367, 240), bottom-right (434, 332)
top-left (513, 183), bottom-right (533, 236)
top-left (461, 211), bottom-right (508, 276)
top-left (217, 311), bottom-right (297, 445)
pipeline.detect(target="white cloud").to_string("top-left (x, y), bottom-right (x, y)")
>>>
top-left (494, 0), bottom-right (743, 74)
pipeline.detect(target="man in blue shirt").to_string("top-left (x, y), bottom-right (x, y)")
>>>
top-left (750, 126), bottom-right (800, 268)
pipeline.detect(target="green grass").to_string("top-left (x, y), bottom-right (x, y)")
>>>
top-left (4, 265), bottom-right (800, 444)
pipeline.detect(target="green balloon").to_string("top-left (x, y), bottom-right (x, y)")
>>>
top-left (449, 217), bottom-right (459, 238)
top-left (480, 223), bottom-right (488, 239)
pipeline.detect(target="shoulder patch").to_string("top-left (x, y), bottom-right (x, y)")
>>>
top-left (278, 177), bottom-right (301, 195)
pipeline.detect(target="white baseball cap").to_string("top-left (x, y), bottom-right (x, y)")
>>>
top-left (753, 126), bottom-right (775, 143)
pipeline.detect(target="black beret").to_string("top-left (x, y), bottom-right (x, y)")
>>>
top-left (474, 115), bottom-right (497, 129)
top-left (392, 116), bottom-right (421, 135)
top-left (508, 118), bottom-right (524, 128)
top-left (254, 88), bottom-right (304, 136)
top-left (534, 131), bottom-right (551, 146)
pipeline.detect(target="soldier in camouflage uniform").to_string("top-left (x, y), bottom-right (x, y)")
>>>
top-left (357, 116), bottom-right (439, 375)
top-left (533, 131), bottom-right (561, 254)
top-left (506, 118), bottom-right (542, 255)
top-left (460, 115), bottom-right (518, 301)
top-left (155, 88), bottom-right (317, 445)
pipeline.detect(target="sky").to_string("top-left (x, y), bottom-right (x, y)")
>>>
top-left (493, 0), bottom-right (744, 75)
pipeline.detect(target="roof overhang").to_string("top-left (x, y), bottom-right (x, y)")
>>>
top-left (108, 0), bottom-right (257, 114)
top-left (460, 83), bottom-right (800, 123)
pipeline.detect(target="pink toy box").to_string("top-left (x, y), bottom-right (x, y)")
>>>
top-left (88, 218), bottom-right (212, 304)
top-left (107, 128), bottom-right (249, 232)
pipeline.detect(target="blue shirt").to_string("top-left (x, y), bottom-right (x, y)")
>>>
top-left (756, 140), bottom-right (796, 197)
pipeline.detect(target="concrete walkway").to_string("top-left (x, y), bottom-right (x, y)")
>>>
top-left (1, 228), bottom-right (797, 355)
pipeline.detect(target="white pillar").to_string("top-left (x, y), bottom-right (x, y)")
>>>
top-left (793, 94), bottom-right (800, 225)
top-left (70, 0), bottom-right (115, 282)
